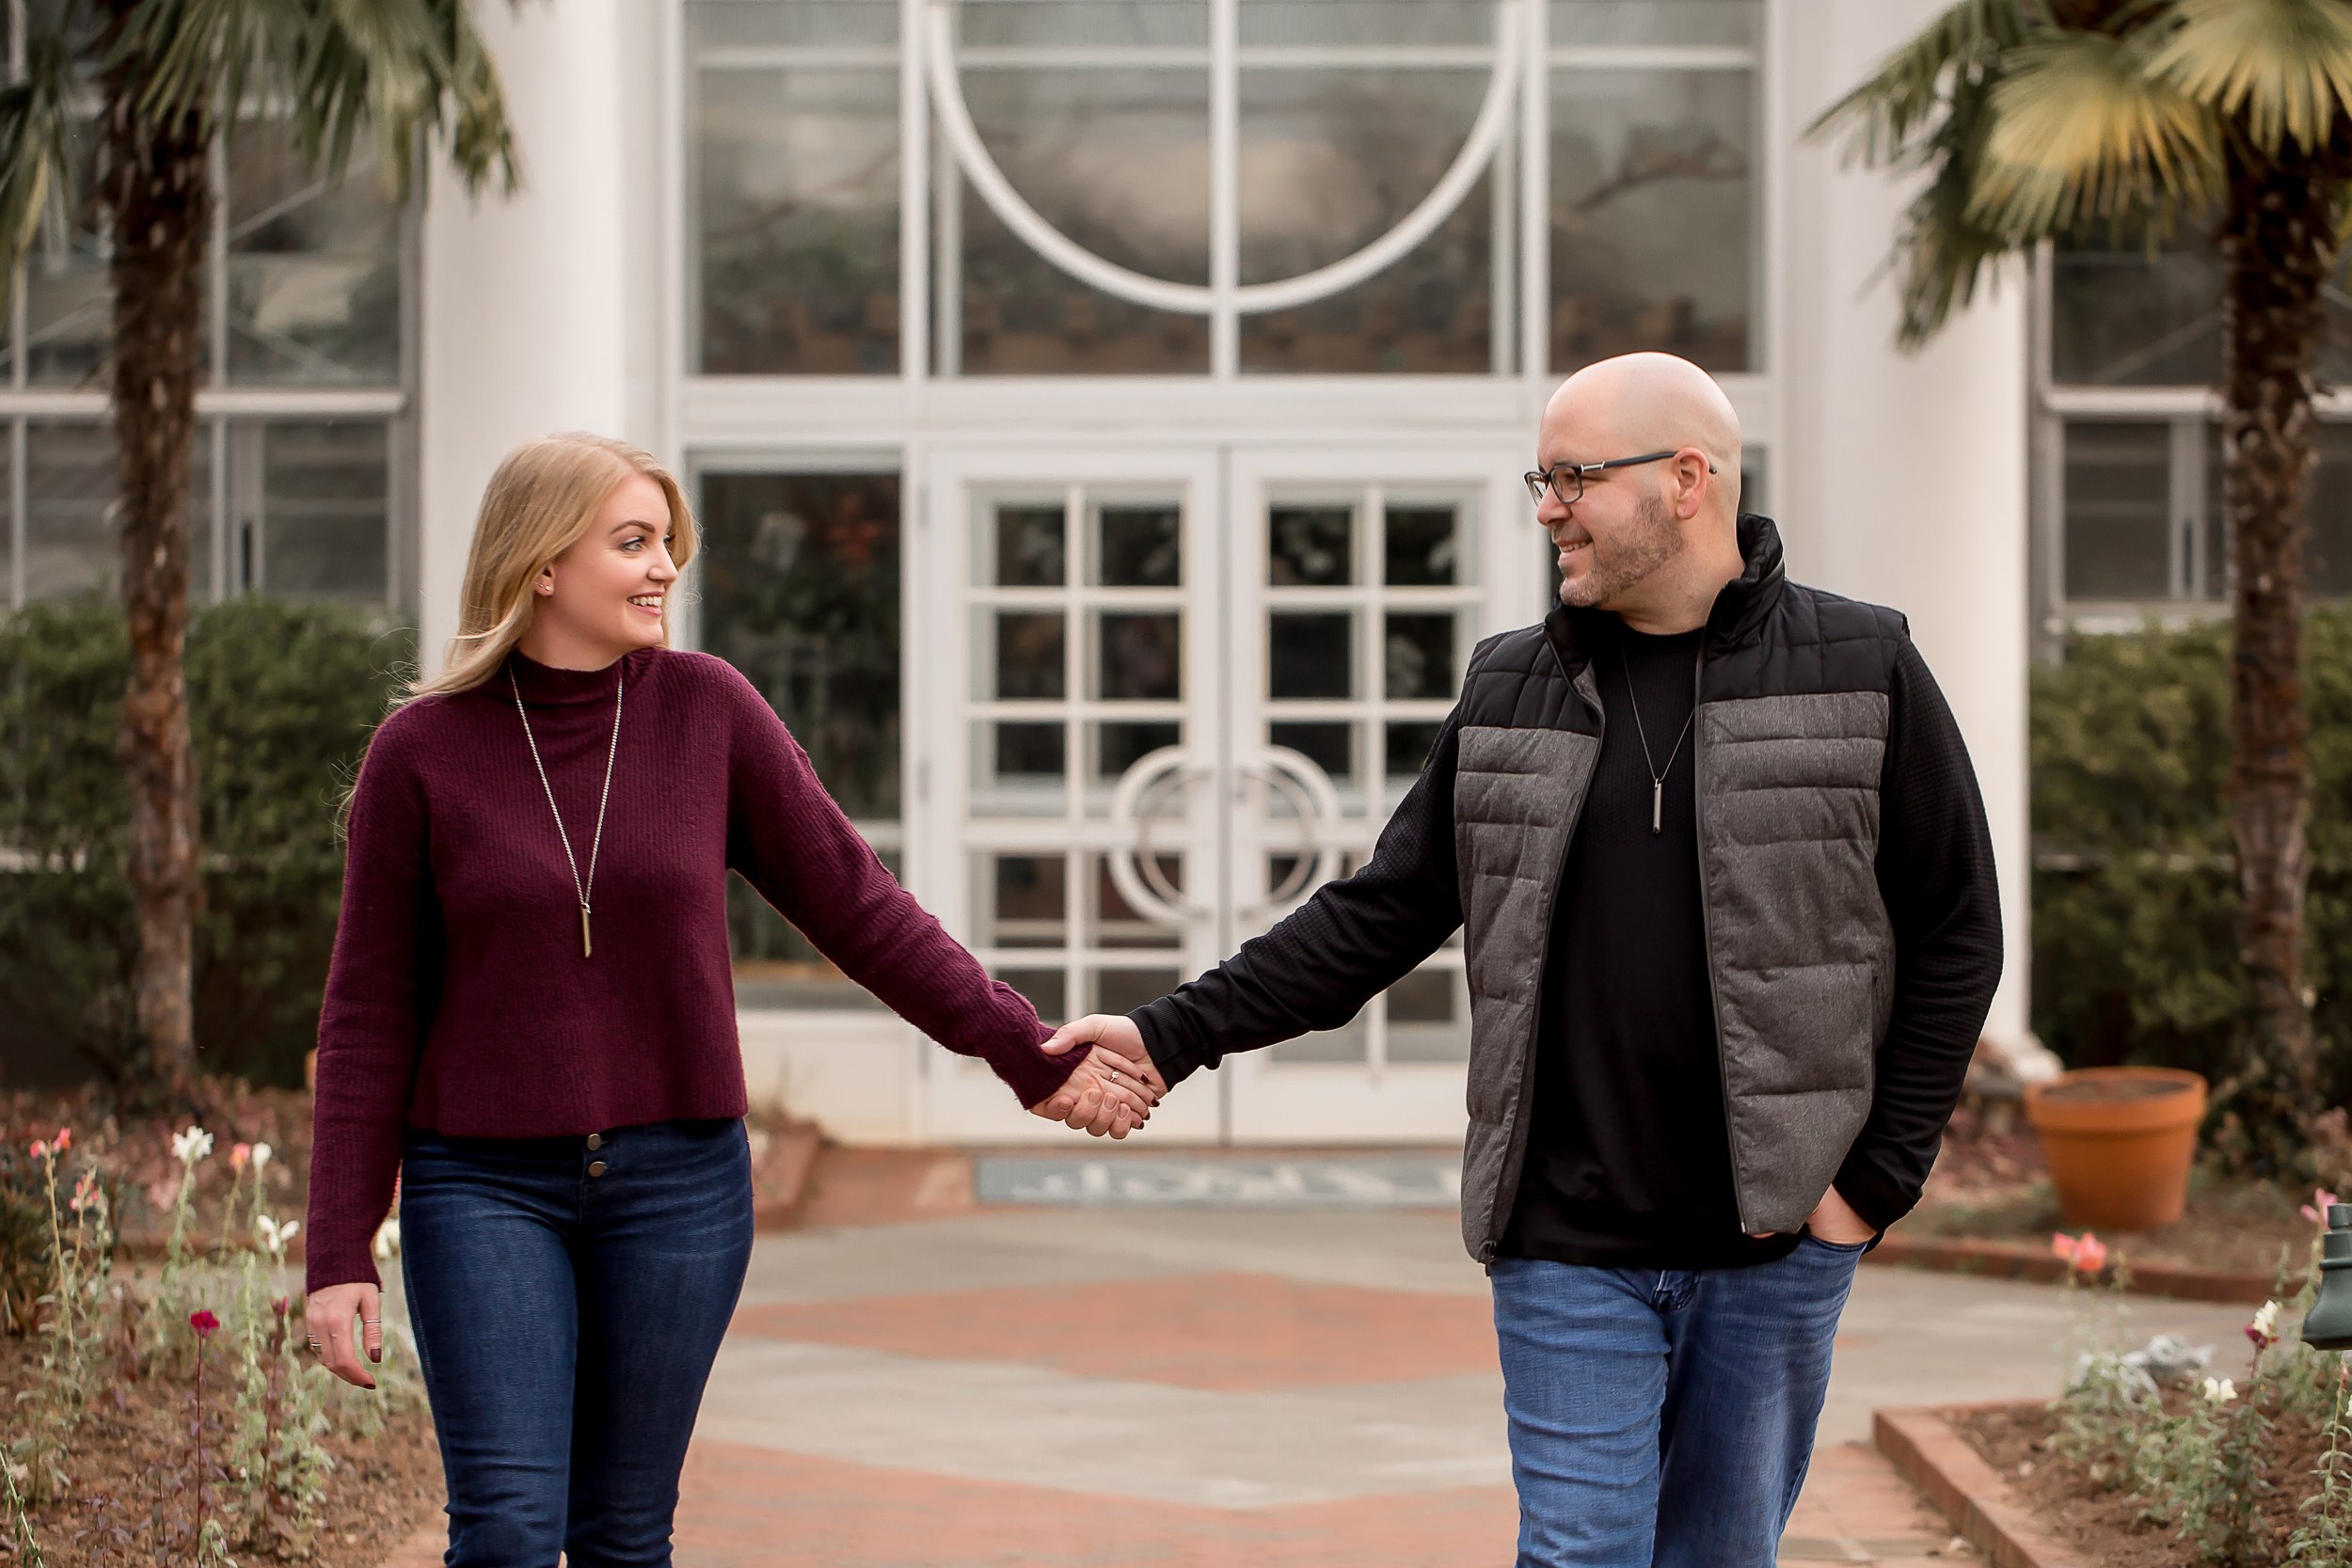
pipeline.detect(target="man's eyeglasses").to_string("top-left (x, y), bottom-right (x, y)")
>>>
top-left (1522, 451), bottom-right (1716, 508)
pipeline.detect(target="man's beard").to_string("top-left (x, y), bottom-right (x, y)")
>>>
top-left (1558, 492), bottom-right (1683, 610)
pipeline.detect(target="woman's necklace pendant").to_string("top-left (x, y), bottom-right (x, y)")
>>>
top-left (581, 903), bottom-right (593, 959)
top-left (1651, 780), bottom-right (1663, 836)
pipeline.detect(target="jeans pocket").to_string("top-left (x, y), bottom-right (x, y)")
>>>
top-left (1799, 1229), bottom-right (1871, 1254)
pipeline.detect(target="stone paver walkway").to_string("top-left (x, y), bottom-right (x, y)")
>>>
top-left (388, 1191), bottom-right (2262, 1566)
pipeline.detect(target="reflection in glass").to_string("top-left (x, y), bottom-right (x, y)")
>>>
top-left (1550, 0), bottom-right (1762, 47)
top-left (1269, 612), bottom-right (1354, 698)
top-left (2062, 422), bottom-right (2169, 601)
top-left (22, 121), bottom-right (107, 387)
top-left (2199, 421), bottom-right (2352, 599)
top-left (1095, 504), bottom-right (1182, 586)
top-left (1383, 613), bottom-right (1455, 700)
top-left (1243, 2), bottom-right (1494, 45)
top-left (261, 422), bottom-right (388, 601)
top-left (1386, 720), bottom-right (1443, 781)
top-left (994, 611), bottom-right (1067, 699)
top-left (690, 0), bottom-right (898, 49)
top-left (959, 71), bottom-right (1210, 373)
top-left (1551, 70), bottom-right (1752, 372)
top-left (961, 1), bottom-right (1206, 47)
top-left (1238, 72), bottom-right (1495, 373)
top-left (25, 422), bottom-right (209, 602)
top-left (983, 854), bottom-right (1067, 947)
top-left (700, 472), bottom-right (903, 818)
top-left (993, 503), bottom-right (1067, 586)
top-left (1269, 504), bottom-right (1353, 585)
top-left (999, 967), bottom-right (1068, 1020)
top-left (993, 721), bottom-right (1067, 777)
top-left (695, 70), bottom-right (898, 373)
top-left (1093, 968), bottom-right (1181, 1014)
top-left (1094, 611), bottom-right (1182, 700)
top-left (1095, 721), bottom-right (1182, 783)
top-left (226, 122), bottom-right (403, 384)
top-left (1385, 505), bottom-right (1459, 585)
top-left (1088, 853), bottom-right (1182, 949)
top-left (975, 721), bottom-right (1068, 817)
top-left (727, 847), bottom-right (904, 1012)
top-left (1270, 721), bottom-right (1355, 786)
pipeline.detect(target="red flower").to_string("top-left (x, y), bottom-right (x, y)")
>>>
top-left (271, 1296), bottom-right (289, 1316)
top-left (188, 1309), bottom-right (219, 1339)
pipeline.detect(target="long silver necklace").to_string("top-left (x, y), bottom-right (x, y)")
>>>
top-left (508, 663), bottom-right (624, 958)
top-left (1616, 648), bottom-right (1693, 836)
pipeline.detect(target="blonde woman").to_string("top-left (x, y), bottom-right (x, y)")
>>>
top-left (302, 434), bottom-right (1157, 1567)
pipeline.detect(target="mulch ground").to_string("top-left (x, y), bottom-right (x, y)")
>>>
top-left (1910, 1102), bottom-right (2319, 1283)
top-left (0, 1331), bottom-right (443, 1566)
top-left (1952, 1395), bottom-right (2328, 1567)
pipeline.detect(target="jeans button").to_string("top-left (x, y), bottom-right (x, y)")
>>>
top-left (587, 1160), bottom-right (608, 1178)
top-left (586, 1133), bottom-right (604, 1151)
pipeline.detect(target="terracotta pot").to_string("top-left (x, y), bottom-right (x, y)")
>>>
top-left (2023, 1067), bottom-right (2208, 1231)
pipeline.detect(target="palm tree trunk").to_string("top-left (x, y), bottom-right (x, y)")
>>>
top-left (100, 18), bottom-right (212, 1106)
top-left (2214, 133), bottom-right (2352, 1175)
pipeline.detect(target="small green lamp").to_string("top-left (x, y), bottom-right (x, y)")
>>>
top-left (2306, 1202), bottom-right (2352, 1352)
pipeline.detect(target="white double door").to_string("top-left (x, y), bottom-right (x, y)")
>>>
top-left (916, 440), bottom-right (1532, 1144)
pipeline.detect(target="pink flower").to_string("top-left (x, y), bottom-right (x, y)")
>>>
top-left (188, 1309), bottom-right (219, 1339)
top-left (271, 1296), bottom-right (289, 1316)
top-left (230, 1143), bottom-right (250, 1171)
top-left (26, 1139), bottom-right (45, 1161)
top-left (51, 1128), bottom-right (71, 1154)
top-left (2051, 1231), bottom-right (2107, 1274)
top-left (2303, 1188), bottom-right (2342, 1224)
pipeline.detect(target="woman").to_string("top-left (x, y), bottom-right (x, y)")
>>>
top-left (303, 434), bottom-right (1153, 1567)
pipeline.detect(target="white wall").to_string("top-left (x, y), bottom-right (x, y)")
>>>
top-left (1776, 0), bottom-right (2034, 1044)
top-left (417, 0), bottom-right (666, 673)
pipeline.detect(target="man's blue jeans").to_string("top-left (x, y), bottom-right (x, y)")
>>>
top-left (399, 1117), bottom-right (755, 1568)
top-left (1489, 1234), bottom-right (1867, 1568)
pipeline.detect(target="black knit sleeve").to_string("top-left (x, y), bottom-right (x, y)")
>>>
top-left (1832, 641), bottom-right (2005, 1231)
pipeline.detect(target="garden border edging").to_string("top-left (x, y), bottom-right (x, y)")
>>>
top-left (1867, 1232), bottom-right (2273, 1305)
top-left (1872, 1402), bottom-right (2087, 1568)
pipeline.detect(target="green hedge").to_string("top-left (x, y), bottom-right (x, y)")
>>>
top-left (0, 595), bottom-right (411, 1089)
top-left (2032, 609), bottom-right (2352, 1103)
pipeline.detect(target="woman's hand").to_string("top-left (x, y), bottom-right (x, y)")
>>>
top-left (1031, 1040), bottom-right (1164, 1138)
top-left (305, 1282), bottom-right (384, 1389)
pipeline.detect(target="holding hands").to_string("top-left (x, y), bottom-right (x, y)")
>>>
top-left (1029, 1014), bottom-right (1170, 1138)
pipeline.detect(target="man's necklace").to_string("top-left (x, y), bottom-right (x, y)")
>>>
top-left (1616, 647), bottom-right (1694, 836)
top-left (508, 663), bottom-right (624, 958)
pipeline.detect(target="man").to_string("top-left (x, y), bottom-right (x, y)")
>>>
top-left (1040, 351), bottom-right (2003, 1567)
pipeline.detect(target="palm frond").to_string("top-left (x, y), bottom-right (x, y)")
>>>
top-left (1972, 28), bottom-right (2222, 236)
top-left (2148, 0), bottom-right (2352, 153)
top-left (1886, 47), bottom-right (2031, 344)
top-left (1807, 0), bottom-right (2038, 166)
top-left (0, 17), bottom-right (84, 287)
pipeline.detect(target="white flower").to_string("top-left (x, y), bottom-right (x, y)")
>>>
top-left (2202, 1375), bottom-right (2237, 1406)
top-left (2252, 1300), bottom-right (2282, 1340)
top-left (171, 1126), bottom-right (214, 1166)
top-left (254, 1214), bottom-right (300, 1256)
top-left (373, 1218), bottom-right (402, 1261)
top-left (249, 1143), bottom-right (272, 1173)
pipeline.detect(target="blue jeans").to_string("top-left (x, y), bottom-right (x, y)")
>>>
top-left (1489, 1234), bottom-right (1867, 1568)
top-left (399, 1117), bottom-right (755, 1568)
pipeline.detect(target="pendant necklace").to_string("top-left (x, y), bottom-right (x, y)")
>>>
top-left (1616, 647), bottom-right (1694, 836)
top-left (509, 661), bottom-right (624, 957)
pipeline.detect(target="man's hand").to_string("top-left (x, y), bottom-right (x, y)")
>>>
top-left (1801, 1185), bottom-right (1877, 1246)
top-left (304, 1282), bottom-right (382, 1390)
top-left (1033, 1015), bottom-right (1170, 1137)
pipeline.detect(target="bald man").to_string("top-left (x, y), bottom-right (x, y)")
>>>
top-left (1041, 353), bottom-right (2003, 1567)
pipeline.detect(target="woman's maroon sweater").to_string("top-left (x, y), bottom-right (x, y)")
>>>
top-left (304, 647), bottom-right (1074, 1291)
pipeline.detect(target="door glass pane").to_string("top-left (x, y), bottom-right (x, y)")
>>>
top-left (961, 1), bottom-right (1206, 48)
top-left (974, 721), bottom-right (1067, 816)
top-left (226, 121), bottom-right (403, 385)
top-left (1243, 3), bottom-right (1495, 44)
top-left (695, 69), bottom-right (898, 373)
top-left (1386, 962), bottom-right (1471, 1062)
top-left (1269, 503), bottom-right (1354, 585)
top-left (1094, 611), bottom-right (1182, 699)
top-left (1270, 721), bottom-right (1356, 787)
top-left (1384, 504), bottom-right (1460, 585)
top-left (26, 423), bottom-right (210, 603)
top-left (690, 0), bottom-right (898, 48)
top-left (1550, 0), bottom-right (1761, 46)
top-left (996, 967), bottom-right (1068, 1021)
top-left (1094, 719), bottom-right (1182, 783)
top-left (260, 421), bottom-right (388, 601)
top-left (1385, 720), bottom-right (1443, 782)
top-left (702, 471), bottom-right (904, 819)
top-left (2062, 421), bottom-right (2171, 600)
top-left (1086, 852), bottom-right (1181, 949)
top-left (1383, 612), bottom-right (1454, 700)
top-left (978, 854), bottom-right (1068, 947)
top-left (1092, 967), bottom-right (1182, 1014)
top-left (991, 611), bottom-right (1067, 699)
top-left (1269, 611), bottom-right (1354, 698)
top-left (1551, 68), bottom-right (1753, 372)
top-left (1094, 503), bottom-right (1181, 586)
top-left (989, 502), bottom-right (1068, 586)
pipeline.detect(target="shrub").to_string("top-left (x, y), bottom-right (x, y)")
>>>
top-left (0, 595), bottom-right (411, 1091)
top-left (2031, 610), bottom-right (2352, 1106)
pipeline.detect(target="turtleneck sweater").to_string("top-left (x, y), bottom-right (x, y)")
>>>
top-left (304, 646), bottom-right (1075, 1292)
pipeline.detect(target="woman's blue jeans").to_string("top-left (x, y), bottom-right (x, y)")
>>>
top-left (399, 1117), bottom-right (755, 1568)
top-left (1489, 1234), bottom-right (1867, 1568)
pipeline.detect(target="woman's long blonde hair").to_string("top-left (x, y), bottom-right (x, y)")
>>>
top-left (413, 433), bottom-right (699, 698)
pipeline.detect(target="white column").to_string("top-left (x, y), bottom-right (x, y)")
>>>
top-left (415, 0), bottom-right (665, 673)
top-left (1776, 0), bottom-right (2034, 1045)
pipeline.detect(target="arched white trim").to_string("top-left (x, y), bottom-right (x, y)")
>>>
top-left (921, 0), bottom-right (1526, 319)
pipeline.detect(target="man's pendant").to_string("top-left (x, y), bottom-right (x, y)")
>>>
top-left (580, 903), bottom-right (594, 958)
top-left (1651, 780), bottom-right (1664, 836)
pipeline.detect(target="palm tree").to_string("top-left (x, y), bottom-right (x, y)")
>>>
top-left (0, 1), bottom-right (517, 1103)
top-left (1815, 0), bottom-right (2352, 1175)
